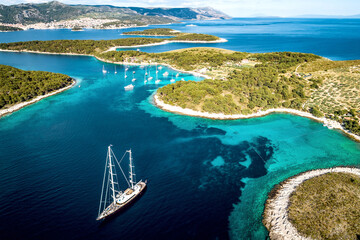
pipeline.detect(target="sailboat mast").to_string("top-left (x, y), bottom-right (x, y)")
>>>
top-left (108, 145), bottom-right (116, 203)
top-left (128, 149), bottom-right (134, 189)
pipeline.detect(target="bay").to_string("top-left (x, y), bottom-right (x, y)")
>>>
top-left (0, 18), bottom-right (360, 240)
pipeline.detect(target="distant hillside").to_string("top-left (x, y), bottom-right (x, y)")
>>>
top-left (0, 1), bottom-right (230, 25)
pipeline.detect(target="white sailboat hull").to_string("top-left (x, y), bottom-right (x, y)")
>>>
top-left (97, 181), bottom-right (147, 220)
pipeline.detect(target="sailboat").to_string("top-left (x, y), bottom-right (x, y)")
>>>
top-left (97, 145), bottom-right (147, 221)
top-left (124, 84), bottom-right (134, 90)
top-left (102, 65), bottom-right (107, 74)
top-left (115, 66), bottom-right (117, 74)
top-left (170, 73), bottom-right (175, 83)
top-left (124, 67), bottom-right (128, 79)
top-left (176, 73), bottom-right (179, 77)
top-left (162, 71), bottom-right (169, 77)
top-left (148, 67), bottom-right (153, 81)
top-left (132, 71), bottom-right (136, 82)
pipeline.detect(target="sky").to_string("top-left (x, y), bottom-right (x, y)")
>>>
top-left (2, 0), bottom-right (360, 18)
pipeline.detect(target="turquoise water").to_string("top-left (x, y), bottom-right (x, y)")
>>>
top-left (0, 19), bottom-right (360, 240)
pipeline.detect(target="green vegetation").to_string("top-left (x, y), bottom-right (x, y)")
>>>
top-left (0, 25), bottom-right (23, 32)
top-left (0, 38), bottom-right (165, 55)
top-left (288, 172), bottom-right (360, 240)
top-left (71, 27), bottom-right (83, 31)
top-left (301, 59), bottom-right (360, 134)
top-left (0, 31), bottom-right (220, 55)
top-left (123, 28), bottom-right (179, 36)
top-left (123, 28), bottom-right (220, 41)
top-left (157, 52), bottom-right (320, 114)
top-left (0, 33), bottom-right (358, 136)
top-left (171, 33), bottom-right (220, 41)
top-left (0, 64), bottom-right (73, 109)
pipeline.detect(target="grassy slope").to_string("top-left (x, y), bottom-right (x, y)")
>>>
top-left (288, 172), bottom-right (360, 240)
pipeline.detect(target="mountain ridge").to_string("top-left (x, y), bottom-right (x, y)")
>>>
top-left (0, 1), bottom-right (231, 25)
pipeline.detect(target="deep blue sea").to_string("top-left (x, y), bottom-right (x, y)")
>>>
top-left (0, 18), bottom-right (360, 240)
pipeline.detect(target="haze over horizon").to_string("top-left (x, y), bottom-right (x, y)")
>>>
top-left (1, 0), bottom-right (360, 18)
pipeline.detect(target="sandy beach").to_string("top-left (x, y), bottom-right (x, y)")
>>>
top-left (153, 94), bottom-right (360, 142)
top-left (263, 167), bottom-right (360, 240)
top-left (0, 80), bottom-right (76, 118)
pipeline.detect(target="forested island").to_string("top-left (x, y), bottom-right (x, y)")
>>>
top-left (0, 25), bottom-right (23, 32)
top-left (123, 28), bottom-right (180, 36)
top-left (123, 28), bottom-right (221, 41)
top-left (0, 30), bottom-right (358, 137)
top-left (0, 32), bottom-right (221, 55)
top-left (0, 64), bottom-right (73, 110)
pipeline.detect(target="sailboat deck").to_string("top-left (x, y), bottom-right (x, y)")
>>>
top-left (97, 181), bottom-right (147, 220)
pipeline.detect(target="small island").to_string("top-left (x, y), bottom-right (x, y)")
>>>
top-left (71, 26), bottom-right (84, 31)
top-left (0, 25), bottom-right (23, 32)
top-left (263, 167), bottom-right (360, 240)
top-left (0, 64), bottom-right (74, 117)
top-left (123, 28), bottom-right (223, 42)
top-left (123, 28), bottom-right (180, 36)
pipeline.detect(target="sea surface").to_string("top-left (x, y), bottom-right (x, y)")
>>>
top-left (0, 18), bottom-right (359, 240)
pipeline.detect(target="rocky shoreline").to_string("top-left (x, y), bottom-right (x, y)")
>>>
top-left (262, 167), bottom-right (360, 240)
top-left (153, 94), bottom-right (360, 142)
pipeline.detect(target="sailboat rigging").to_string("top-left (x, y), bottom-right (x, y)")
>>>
top-left (97, 145), bottom-right (147, 221)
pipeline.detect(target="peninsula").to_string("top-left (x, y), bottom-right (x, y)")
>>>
top-left (0, 64), bottom-right (74, 117)
top-left (263, 167), bottom-right (360, 239)
top-left (0, 28), bottom-right (359, 140)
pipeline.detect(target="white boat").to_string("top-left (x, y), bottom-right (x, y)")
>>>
top-left (163, 71), bottom-right (169, 77)
top-left (148, 68), bottom-right (152, 80)
top-left (158, 66), bottom-right (163, 70)
top-left (97, 145), bottom-right (147, 221)
top-left (115, 66), bottom-right (117, 74)
top-left (170, 79), bottom-right (175, 83)
top-left (155, 80), bottom-right (161, 84)
top-left (132, 71), bottom-right (136, 82)
top-left (176, 73), bottom-right (179, 77)
top-left (102, 65), bottom-right (107, 74)
top-left (181, 78), bottom-right (185, 81)
top-left (124, 84), bottom-right (134, 90)
top-left (186, 24), bottom-right (197, 27)
top-left (124, 67), bottom-right (128, 78)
